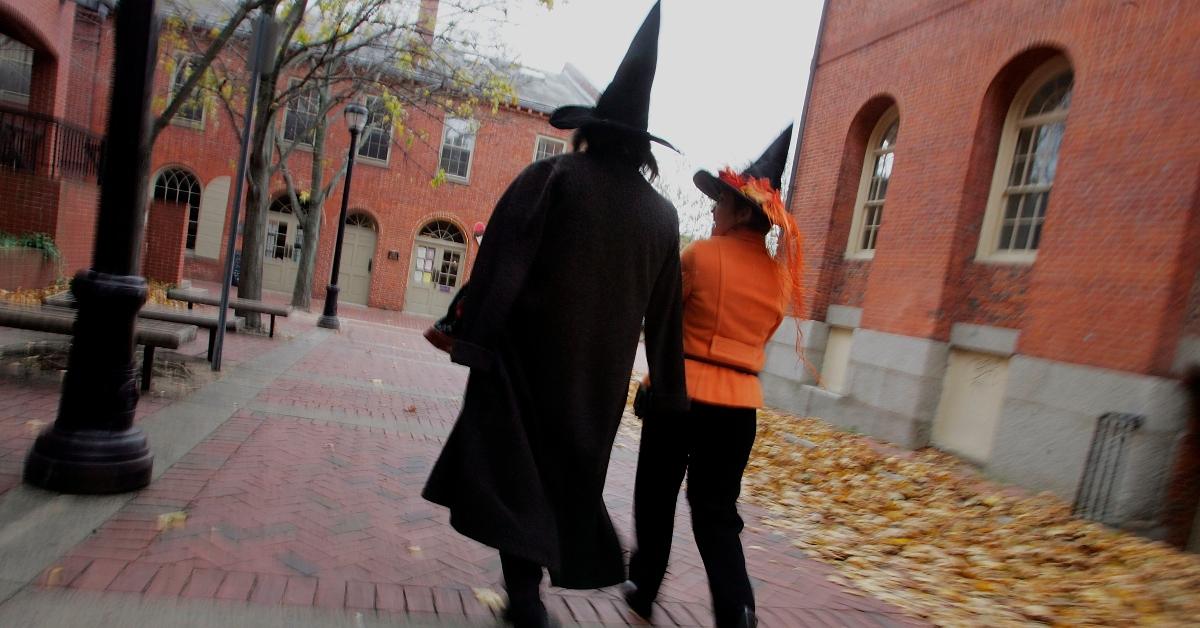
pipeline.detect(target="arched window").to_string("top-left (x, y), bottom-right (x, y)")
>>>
top-left (347, 213), bottom-right (376, 229)
top-left (268, 196), bottom-right (294, 213)
top-left (978, 58), bottom-right (1073, 261)
top-left (846, 108), bottom-right (898, 258)
top-left (419, 220), bottom-right (465, 243)
top-left (153, 168), bottom-right (202, 250)
top-left (0, 35), bottom-right (34, 106)
top-left (266, 194), bottom-right (309, 261)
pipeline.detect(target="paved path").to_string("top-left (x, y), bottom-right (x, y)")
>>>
top-left (0, 310), bottom-right (924, 627)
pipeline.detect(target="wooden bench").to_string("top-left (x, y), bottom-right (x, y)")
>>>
top-left (166, 288), bottom-right (291, 338)
top-left (0, 301), bottom-right (197, 391)
top-left (45, 291), bottom-right (244, 361)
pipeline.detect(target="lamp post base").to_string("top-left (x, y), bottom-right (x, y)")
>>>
top-left (318, 284), bottom-right (341, 330)
top-left (24, 426), bottom-right (153, 494)
top-left (22, 270), bottom-right (153, 494)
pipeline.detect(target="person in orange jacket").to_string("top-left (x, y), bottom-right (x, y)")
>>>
top-left (625, 125), bottom-right (803, 628)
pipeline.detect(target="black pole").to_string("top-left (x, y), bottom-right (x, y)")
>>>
top-left (317, 128), bottom-right (361, 330)
top-left (213, 14), bottom-right (277, 371)
top-left (24, 0), bottom-right (159, 493)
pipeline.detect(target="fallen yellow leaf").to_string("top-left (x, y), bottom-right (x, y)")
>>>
top-left (473, 587), bottom-right (506, 611)
top-left (45, 567), bottom-right (63, 586)
top-left (156, 511), bottom-right (187, 531)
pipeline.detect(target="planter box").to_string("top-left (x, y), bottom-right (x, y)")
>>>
top-left (0, 247), bottom-right (60, 291)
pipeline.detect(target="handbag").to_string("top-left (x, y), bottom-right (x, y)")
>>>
top-left (423, 285), bottom-right (469, 353)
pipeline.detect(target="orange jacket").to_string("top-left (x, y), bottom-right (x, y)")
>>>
top-left (680, 229), bottom-right (786, 408)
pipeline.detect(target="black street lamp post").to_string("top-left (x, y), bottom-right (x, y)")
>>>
top-left (317, 103), bottom-right (368, 330)
top-left (24, 0), bottom-right (160, 493)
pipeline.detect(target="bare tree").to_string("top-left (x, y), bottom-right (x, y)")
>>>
top-left (651, 157), bottom-right (713, 248)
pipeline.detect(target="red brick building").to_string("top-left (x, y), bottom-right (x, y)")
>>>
top-left (764, 0), bottom-right (1200, 536)
top-left (0, 0), bottom-right (591, 316)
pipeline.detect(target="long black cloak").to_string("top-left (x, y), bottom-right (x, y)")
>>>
top-left (423, 151), bottom-right (688, 589)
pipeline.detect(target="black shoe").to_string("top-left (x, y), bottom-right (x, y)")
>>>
top-left (621, 580), bottom-right (654, 620)
top-left (502, 604), bottom-right (560, 628)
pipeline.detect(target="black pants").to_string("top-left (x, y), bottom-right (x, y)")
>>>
top-left (629, 400), bottom-right (757, 627)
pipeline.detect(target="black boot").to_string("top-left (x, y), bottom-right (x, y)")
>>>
top-left (502, 603), bottom-right (560, 628)
top-left (621, 580), bottom-right (654, 620)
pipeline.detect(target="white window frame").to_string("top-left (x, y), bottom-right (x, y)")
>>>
top-left (0, 35), bottom-right (33, 106)
top-left (283, 79), bottom-right (320, 148)
top-left (438, 117), bottom-right (477, 183)
top-left (533, 135), bottom-right (566, 162)
top-left (976, 57), bottom-right (1073, 264)
top-left (152, 167), bottom-right (203, 252)
top-left (169, 53), bottom-right (205, 129)
top-left (845, 107), bottom-right (899, 259)
top-left (356, 95), bottom-right (392, 165)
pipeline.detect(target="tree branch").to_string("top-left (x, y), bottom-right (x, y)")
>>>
top-left (153, 0), bottom-right (264, 143)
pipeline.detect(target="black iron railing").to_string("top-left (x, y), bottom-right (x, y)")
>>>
top-left (1073, 412), bottom-right (1144, 525)
top-left (0, 105), bottom-right (105, 180)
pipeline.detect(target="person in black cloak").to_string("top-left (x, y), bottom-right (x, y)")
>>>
top-left (420, 3), bottom-right (688, 627)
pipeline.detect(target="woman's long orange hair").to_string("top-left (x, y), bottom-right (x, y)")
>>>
top-left (718, 168), bottom-right (817, 380)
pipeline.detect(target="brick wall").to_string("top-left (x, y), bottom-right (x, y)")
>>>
top-left (803, 95), bottom-right (894, 316)
top-left (53, 177), bottom-right (98, 274)
top-left (791, 0), bottom-right (1200, 376)
top-left (0, 247), bottom-right (58, 290)
top-left (64, 8), bottom-right (106, 130)
top-left (142, 199), bottom-right (188, 283)
top-left (0, 170), bottom-right (59, 235)
top-left (0, 171), bottom-right (98, 275)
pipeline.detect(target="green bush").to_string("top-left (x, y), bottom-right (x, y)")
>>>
top-left (0, 232), bottom-right (62, 261)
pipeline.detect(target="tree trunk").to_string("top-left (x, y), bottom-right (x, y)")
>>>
top-left (237, 51), bottom-right (280, 330)
top-left (291, 82), bottom-right (332, 310)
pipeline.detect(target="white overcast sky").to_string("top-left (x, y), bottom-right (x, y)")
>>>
top-left (475, 0), bottom-right (825, 230)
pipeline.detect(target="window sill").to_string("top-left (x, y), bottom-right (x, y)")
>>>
top-left (171, 118), bottom-right (205, 131)
top-left (356, 155), bottom-right (389, 168)
top-left (974, 251), bottom-right (1037, 266)
top-left (444, 175), bottom-right (470, 185)
top-left (844, 250), bottom-right (876, 262)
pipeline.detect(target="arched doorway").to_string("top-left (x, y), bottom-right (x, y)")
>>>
top-left (262, 195), bottom-right (303, 294)
top-left (404, 219), bottom-right (466, 316)
top-left (338, 212), bottom-right (377, 306)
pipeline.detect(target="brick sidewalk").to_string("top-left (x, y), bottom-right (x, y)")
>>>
top-left (6, 316), bottom-right (924, 627)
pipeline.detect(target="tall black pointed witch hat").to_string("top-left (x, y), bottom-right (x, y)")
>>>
top-left (549, 1), bottom-right (676, 151)
top-left (693, 124), bottom-right (794, 212)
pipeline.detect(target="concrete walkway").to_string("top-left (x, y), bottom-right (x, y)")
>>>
top-left (0, 309), bottom-right (923, 627)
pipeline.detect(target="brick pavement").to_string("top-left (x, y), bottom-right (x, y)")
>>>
top-left (6, 313), bottom-right (924, 626)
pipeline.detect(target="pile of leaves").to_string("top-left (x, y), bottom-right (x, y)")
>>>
top-left (0, 280), bottom-right (182, 308)
top-left (743, 409), bottom-right (1200, 626)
